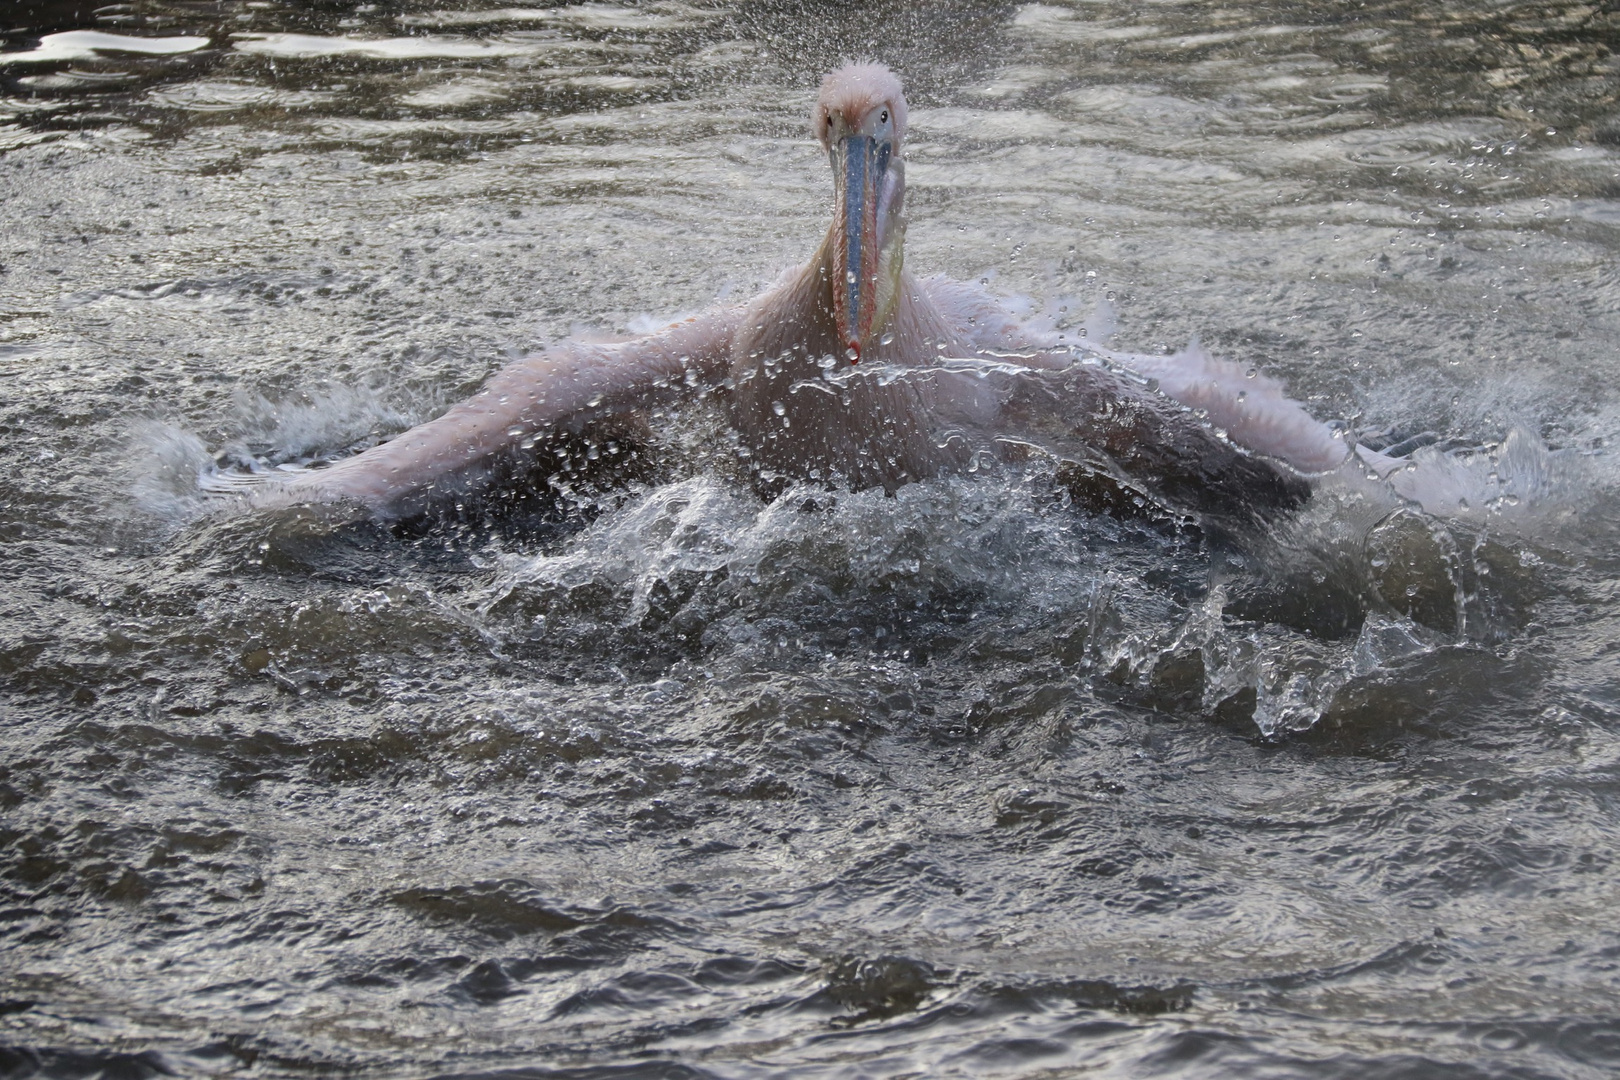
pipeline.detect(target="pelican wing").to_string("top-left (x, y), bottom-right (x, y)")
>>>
top-left (268, 307), bottom-right (742, 516)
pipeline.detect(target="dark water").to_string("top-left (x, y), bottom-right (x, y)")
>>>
top-left (4, 2), bottom-right (1620, 1077)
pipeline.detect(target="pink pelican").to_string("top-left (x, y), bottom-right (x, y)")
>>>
top-left (271, 64), bottom-right (1347, 519)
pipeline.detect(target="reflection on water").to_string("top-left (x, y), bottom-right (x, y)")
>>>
top-left (3, 2), bottom-right (1620, 1078)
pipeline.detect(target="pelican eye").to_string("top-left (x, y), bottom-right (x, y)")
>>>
top-left (879, 109), bottom-right (889, 124)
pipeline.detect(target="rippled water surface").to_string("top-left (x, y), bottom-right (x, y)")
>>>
top-left (4, 2), bottom-right (1620, 1077)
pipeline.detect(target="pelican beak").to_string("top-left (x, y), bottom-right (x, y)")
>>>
top-left (830, 133), bottom-right (895, 364)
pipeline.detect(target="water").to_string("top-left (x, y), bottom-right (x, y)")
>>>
top-left (3, 2), bottom-right (1620, 1076)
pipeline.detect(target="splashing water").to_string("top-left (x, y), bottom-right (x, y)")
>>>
top-left (6, 1), bottom-right (1620, 1078)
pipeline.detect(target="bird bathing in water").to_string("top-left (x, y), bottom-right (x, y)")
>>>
top-left (261, 64), bottom-right (1350, 520)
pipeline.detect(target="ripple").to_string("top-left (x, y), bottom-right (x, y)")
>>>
top-left (1330, 121), bottom-right (1513, 167)
top-left (231, 33), bottom-right (556, 61)
top-left (397, 4), bottom-right (708, 32)
top-left (398, 79), bottom-right (509, 110)
top-left (144, 80), bottom-right (334, 113)
top-left (1010, 6), bottom-right (1165, 45)
top-left (0, 30), bottom-right (210, 65)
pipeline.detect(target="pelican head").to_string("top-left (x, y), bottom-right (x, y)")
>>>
top-left (814, 63), bottom-right (908, 363)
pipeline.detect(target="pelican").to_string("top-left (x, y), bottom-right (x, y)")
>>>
top-left (270, 64), bottom-right (1347, 519)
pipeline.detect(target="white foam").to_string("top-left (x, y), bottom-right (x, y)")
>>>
top-left (123, 420), bottom-right (218, 525)
top-left (1359, 425), bottom-right (1596, 539)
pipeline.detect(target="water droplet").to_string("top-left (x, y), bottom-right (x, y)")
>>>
top-left (846, 271), bottom-right (857, 285)
top-left (880, 332), bottom-right (894, 346)
top-left (771, 401), bottom-right (785, 416)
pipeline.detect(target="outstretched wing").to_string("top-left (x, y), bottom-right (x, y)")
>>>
top-left (925, 276), bottom-right (1347, 477)
top-left (265, 307), bottom-right (742, 517)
